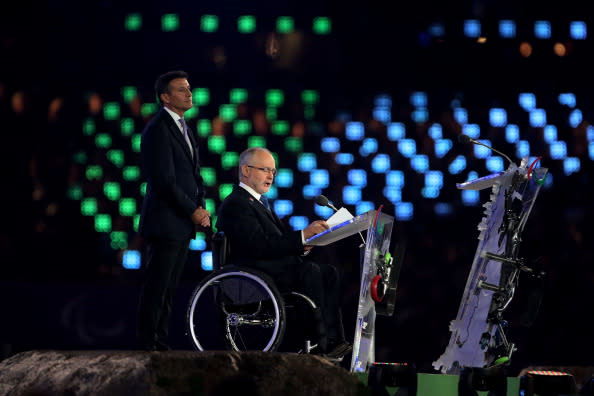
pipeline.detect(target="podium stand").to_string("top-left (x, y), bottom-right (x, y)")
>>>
top-left (306, 209), bottom-right (395, 373)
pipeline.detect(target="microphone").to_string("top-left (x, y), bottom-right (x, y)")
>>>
top-left (314, 195), bottom-right (366, 247)
top-left (458, 134), bottom-right (514, 166)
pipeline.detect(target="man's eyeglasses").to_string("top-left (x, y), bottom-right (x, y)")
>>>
top-left (247, 165), bottom-right (277, 176)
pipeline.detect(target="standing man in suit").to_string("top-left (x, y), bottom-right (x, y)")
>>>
top-left (216, 147), bottom-right (351, 358)
top-left (137, 70), bottom-right (210, 351)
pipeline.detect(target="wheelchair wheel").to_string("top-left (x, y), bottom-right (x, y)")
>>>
top-left (186, 267), bottom-right (286, 352)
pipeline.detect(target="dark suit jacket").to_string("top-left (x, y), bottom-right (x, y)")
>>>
top-left (216, 186), bottom-right (305, 286)
top-left (139, 108), bottom-right (205, 241)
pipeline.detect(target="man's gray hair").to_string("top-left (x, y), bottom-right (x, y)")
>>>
top-left (238, 147), bottom-right (273, 179)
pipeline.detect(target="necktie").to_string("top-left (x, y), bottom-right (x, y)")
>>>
top-left (260, 195), bottom-right (271, 211)
top-left (178, 118), bottom-right (194, 158)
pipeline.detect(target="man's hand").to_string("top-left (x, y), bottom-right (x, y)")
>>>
top-left (302, 220), bottom-right (329, 240)
top-left (191, 207), bottom-right (211, 227)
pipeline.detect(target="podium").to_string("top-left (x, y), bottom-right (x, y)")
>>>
top-left (306, 209), bottom-right (396, 373)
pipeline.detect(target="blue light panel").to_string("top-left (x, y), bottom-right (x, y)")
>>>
top-left (550, 141), bottom-right (567, 159)
top-left (189, 235), bottom-right (206, 251)
top-left (464, 20), bottom-right (481, 38)
top-left (386, 170), bottom-right (405, 188)
top-left (589, 142), bottom-right (594, 160)
top-left (534, 21), bottom-right (551, 39)
top-left (356, 201), bottom-right (374, 215)
top-left (499, 20), bottom-right (516, 38)
top-left (588, 126), bottom-right (594, 141)
top-left (434, 202), bottom-right (453, 216)
top-left (201, 251), bottom-right (213, 271)
top-left (266, 186), bottom-right (278, 199)
top-left (348, 169), bottom-right (367, 187)
top-left (429, 23), bottom-right (445, 37)
top-left (462, 189), bottom-right (479, 206)
top-left (435, 139), bottom-right (453, 158)
top-left (463, 124), bottom-right (480, 139)
top-left (336, 153), bottom-right (354, 165)
top-left (395, 202), bottom-right (414, 221)
top-left (428, 124), bottom-right (443, 139)
top-left (375, 94), bottom-right (392, 107)
top-left (454, 108), bottom-right (468, 124)
top-left (421, 187), bottom-right (440, 199)
top-left (505, 124), bottom-right (520, 143)
top-left (425, 171), bottom-right (443, 188)
top-left (558, 93), bottom-right (576, 108)
top-left (360, 138), bottom-right (378, 157)
top-left (569, 109), bottom-right (582, 128)
top-left (298, 153), bottom-right (317, 172)
top-left (343, 186), bottom-right (362, 205)
top-left (310, 169), bottom-right (329, 188)
top-left (303, 185), bottom-right (321, 199)
top-left (570, 21), bottom-right (587, 40)
top-left (473, 140), bottom-right (492, 158)
top-left (122, 250), bottom-right (141, 269)
top-left (289, 216), bottom-right (308, 231)
top-left (411, 155), bottom-right (429, 173)
top-left (544, 125), bottom-right (557, 143)
top-left (388, 123), bottom-right (406, 141)
top-left (412, 108), bottom-right (428, 123)
top-left (410, 92), bottom-right (427, 107)
top-left (489, 108), bottom-right (507, 127)
top-left (563, 157), bottom-right (580, 175)
top-left (346, 122), bottom-right (365, 140)
top-left (486, 156), bottom-right (504, 172)
top-left (275, 169), bottom-right (293, 188)
top-left (383, 186), bottom-right (402, 203)
top-left (373, 107), bottom-right (391, 123)
top-left (529, 109), bottom-right (547, 127)
top-left (321, 137), bottom-right (340, 153)
top-left (371, 154), bottom-right (391, 173)
top-left (516, 140), bottom-right (530, 158)
top-left (448, 155), bottom-right (466, 174)
top-left (519, 93), bottom-right (536, 110)
top-left (315, 204), bottom-right (334, 218)
top-left (273, 199), bottom-right (293, 218)
top-left (398, 139), bottom-right (416, 158)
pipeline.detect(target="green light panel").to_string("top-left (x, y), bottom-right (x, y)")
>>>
top-left (193, 88), bottom-right (210, 106)
top-left (266, 89), bottom-right (284, 107)
top-left (313, 17), bottom-right (331, 34)
top-left (162, 14), bottom-right (180, 32)
top-left (185, 107), bottom-right (198, 119)
top-left (125, 13), bottom-right (142, 31)
top-left (81, 198), bottom-right (98, 216)
top-left (141, 103), bottom-right (158, 117)
top-left (200, 167), bottom-right (216, 186)
top-left (238, 15), bottom-right (256, 33)
top-left (107, 149), bottom-right (124, 168)
top-left (208, 136), bottom-right (226, 153)
top-left (104, 102), bottom-right (120, 120)
top-left (121, 86), bottom-right (138, 103)
top-left (119, 198), bottom-right (137, 216)
top-left (205, 199), bottom-right (216, 216)
top-left (219, 184), bottom-right (233, 200)
top-left (104, 182), bottom-right (121, 201)
top-left (197, 119), bottom-right (211, 137)
top-left (95, 133), bottom-right (112, 149)
top-left (266, 108), bottom-right (277, 120)
top-left (95, 214), bottom-right (112, 232)
top-left (302, 90), bottom-right (319, 104)
top-left (140, 182), bottom-right (147, 197)
top-left (86, 165), bottom-right (103, 180)
top-left (272, 121), bottom-right (289, 136)
top-left (233, 120), bottom-right (252, 136)
top-left (110, 231), bottom-right (128, 249)
top-left (230, 88), bottom-right (248, 104)
top-left (219, 104), bottom-right (237, 122)
top-left (120, 118), bottom-right (134, 136)
top-left (83, 119), bottom-right (95, 136)
top-left (123, 166), bottom-right (140, 181)
top-left (285, 137), bottom-right (303, 152)
top-left (201, 15), bottom-right (219, 32)
top-left (73, 151), bottom-right (87, 164)
top-left (221, 152), bottom-right (239, 169)
top-left (67, 185), bottom-right (83, 200)
top-left (131, 134), bottom-right (141, 153)
top-left (304, 105), bottom-right (316, 120)
top-left (133, 215), bottom-right (140, 232)
top-left (276, 17), bottom-right (294, 33)
top-left (248, 136), bottom-right (265, 148)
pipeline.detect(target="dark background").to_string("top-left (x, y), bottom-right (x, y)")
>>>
top-left (1, 0), bottom-right (593, 375)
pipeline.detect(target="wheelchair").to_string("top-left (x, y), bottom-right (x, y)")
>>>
top-left (186, 232), bottom-right (323, 352)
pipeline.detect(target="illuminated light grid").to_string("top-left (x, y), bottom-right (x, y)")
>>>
top-left (200, 167), bottom-right (216, 186)
top-left (141, 103), bottom-right (158, 117)
top-left (230, 88), bottom-right (248, 104)
top-left (95, 133), bottom-right (112, 149)
top-left (238, 15), bottom-right (256, 33)
top-left (81, 198), bottom-right (98, 216)
top-left (233, 120), bottom-right (251, 136)
top-left (275, 169), bottom-right (293, 188)
top-left (104, 182), bottom-right (121, 201)
top-left (83, 119), bottom-right (95, 136)
top-left (544, 125), bottom-right (558, 143)
top-left (489, 108), bottom-right (507, 127)
top-left (519, 93), bottom-right (536, 110)
top-left (248, 136), bottom-right (265, 148)
top-left (348, 169), bottom-right (367, 187)
top-left (107, 149), bottom-right (124, 168)
top-left (276, 16), bottom-right (294, 33)
top-left (104, 102), bottom-right (120, 120)
top-left (86, 165), bottom-right (103, 180)
top-left (435, 202), bottom-right (453, 216)
top-left (388, 123), bottom-right (405, 141)
top-left (302, 90), bottom-right (319, 105)
top-left (208, 136), bottom-right (226, 153)
top-left (569, 109), bottom-right (582, 128)
top-left (266, 89), bottom-right (284, 107)
top-left (505, 124), bottom-right (520, 143)
top-left (435, 139), bottom-right (453, 158)
top-left (395, 202), bottom-right (413, 221)
top-left (289, 216), bottom-right (308, 231)
top-left (428, 124), bottom-right (443, 139)
top-left (411, 155), bottom-right (429, 173)
top-left (121, 118), bottom-right (134, 136)
top-left (454, 108), bottom-right (468, 124)
top-left (298, 153), bottom-right (317, 172)
top-left (274, 200), bottom-right (293, 218)
top-left (219, 104), bottom-right (237, 122)
top-left (271, 121), bottom-right (289, 136)
top-left (125, 13), bottom-right (142, 31)
top-left (310, 169), bottom-right (329, 188)
top-left (589, 142), bottom-right (594, 159)
top-left (162, 14), bottom-right (180, 32)
top-left (189, 233), bottom-right (207, 251)
top-left (410, 92), bottom-right (427, 107)
top-left (473, 140), bottom-right (492, 158)
top-left (359, 138), bottom-right (378, 157)
top-left (205, 199), bottom-right (216, 216)
top-left (398, 139), bottom-right (416, 158)
top-left (386, 171), bottom-right (405, 188)
top-left (201, 15), bottom-right (219, 33)
top-left (313, 17), bottom-right (331, 34)
top-left (550, 141), bottom-right (567, 159)
top-left (371, 154), bottom-right (390, 173)
top-left (121, 87), bottom-right (138, 104)
top-left (345, 122), bottom-right (365, 141)
top-left (448, 155), bottom-right (467, 174)
top-left (486, 156), bottom-right (505, 172)
top-left (463, 124), bottom-right (480, 138)
top-left (529, 109), bottom-right (547, 127)
top-left (336, 153), bottom-right (354, 165)
top-left (285, 137), bottom-right (303, 153)
top-left (516, 140), bottom-right (531, 158)
top-left (95, 214), bottom-right (112, 232)
top-left (428, 23), bottom-right (445, 37)
top-left (201, 251), bottom-right (213, 271)
top-left (221, 152), bottom-right (239, 170)
top-left (119, 198), bottom-right (137, 216)
top-left (342, 186), bottom-right (361, 205)
top-left (499, 20), bottom-right (516, 38)
top-left (462, 189), bottom-right (479, 206)
top-left (67, 185), bottom-right (82, 200)
top-left (383, 186), bottom-right (402, 203)
top-left (315, 204), bottom-right (334, 218)
top-left (219, 184), bottom-right (234, 200)
top-left (122, 250), bottom-right (141, 269)
top-left (373, 107), bottom-right (391, 123)
top-left (425, 171), bottom-right (443, 189)
top-left (464, 20), bottom-right (481, 38)
top-left (302, 185), bottom-right (321, 199)
top-left (570, 21), bottom-right (587, 40)
top-left (412, 108), bottom-right (428, 123)
top-left (563, 157), bottom-right (580, 175)
top-left (131, 135), bottom-right (141, 153)
top-left (356, 201), bottom-right (374, 215)
top-left (421, 187), bottom-right (440, 199)
top-left (558, 93), bottom-right (576, 108)
top-left (193, 88), bottom-right (210, 106)
top-left (534, 21), bottom-right (551, 39)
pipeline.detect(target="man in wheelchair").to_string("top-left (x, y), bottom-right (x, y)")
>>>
top-left (215, 147), bottom-right (351, 359)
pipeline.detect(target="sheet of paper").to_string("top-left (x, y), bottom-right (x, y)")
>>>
top-left (326, 207), bottom-right (354, 227)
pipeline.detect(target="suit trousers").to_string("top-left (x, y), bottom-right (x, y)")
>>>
top-left (137, 237), bottom-right (189, 347)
